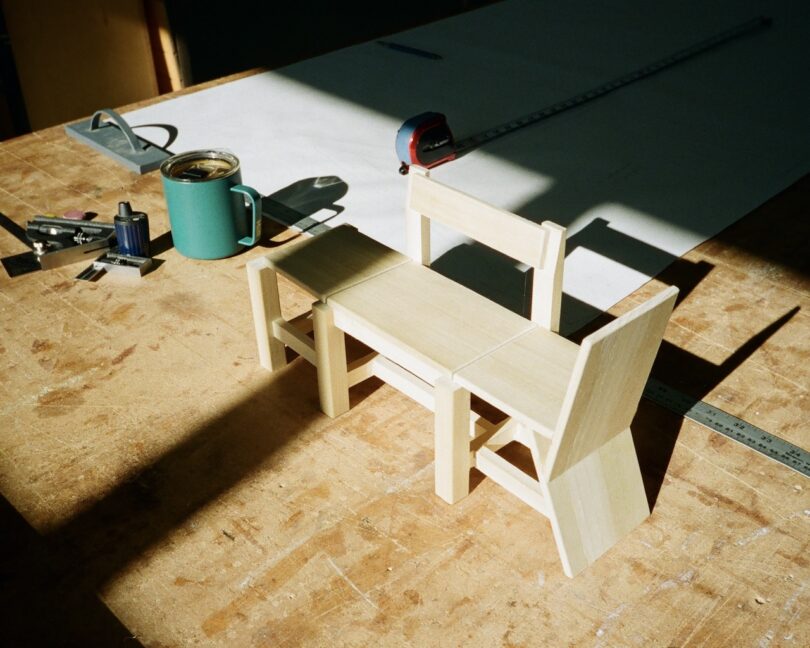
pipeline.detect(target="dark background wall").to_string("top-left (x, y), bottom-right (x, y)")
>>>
top-left (0, 7), bottom-right (28, 139)
top-left (164, 1), bottom-right (498, 85)
top-left (0, 0), bottom-right (498, 140)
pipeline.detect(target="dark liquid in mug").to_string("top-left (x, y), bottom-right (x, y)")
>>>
top-left (172, 158), bottom-right (233, 181)
top-left (161, 150), bottom-right (239, 182)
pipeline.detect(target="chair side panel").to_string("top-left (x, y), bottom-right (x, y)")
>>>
top-left (544, 428), bottom-right (650, 576)
top-left (547, 287), bottom-right (678, 479)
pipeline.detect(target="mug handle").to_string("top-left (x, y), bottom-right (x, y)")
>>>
top-left (231, 184), bottom-right (263, 246)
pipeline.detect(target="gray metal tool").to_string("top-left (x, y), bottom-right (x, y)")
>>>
top-left (644, 378), bottom-right (809, 478)
top-left (65, 109), bottom-right (171, 174)
top-left (1, 210), bottom-right (154, 281)
top-left (76, 251), bottom-right (153, 281)
top-left (1, 215), bottom-right (116, 277)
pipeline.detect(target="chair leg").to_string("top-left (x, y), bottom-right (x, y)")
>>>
top-left (543, 428), bottom-right (650, 577)
top-left (434, 376), bottom-right (471, 504)
top-left (246, 260), bottom-right (288, 371)
top-left (312, 302), bottom-right (350, 417)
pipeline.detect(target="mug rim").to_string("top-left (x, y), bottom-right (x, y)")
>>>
top-left (160, 149), bottom-right (241, 182)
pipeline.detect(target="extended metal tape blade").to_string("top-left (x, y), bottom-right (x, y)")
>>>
top-left (455, 16), bottom-right (771, 155)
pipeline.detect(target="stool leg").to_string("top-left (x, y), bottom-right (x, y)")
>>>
top-left (434, 376), bottom-right (471, 504)
top-left (312, 302), bottom-right (350, 417)
top-left (247, 260), bottom-right (288, 371)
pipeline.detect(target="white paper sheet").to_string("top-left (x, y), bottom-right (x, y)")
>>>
top-left (126, 0), bottom-right (810, 333)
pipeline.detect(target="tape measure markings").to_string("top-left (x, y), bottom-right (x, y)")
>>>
top-left (643, 378), bottom-right (809, 478)
top-left (455, 16), bottom-right (771, 154)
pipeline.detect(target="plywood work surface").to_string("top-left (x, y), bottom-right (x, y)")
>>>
top-left (0, 121), bottom-right (809, 646)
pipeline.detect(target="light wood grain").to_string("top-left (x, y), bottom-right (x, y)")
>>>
top-left (272, 319), bottom-right (316, 366)
top-left (408, 167), bottom-right (552, 268)
top-left (545, 428), bottom-right (650, 577)
top-left (434, 377), bottom-right (471, 504)
top-left (405, 167), bottom-right (431, 265)
top-left (450, 286), bottom-right (679, 577)
top-left (327, 262), bottom-right (535, 384)
top-left (369, 355), bottom-right (435, 410)
top-left (313, 301), bottom-right (350, 417)
top-left (453, 327), bottom-right (580, 433)
top-left (406, 165), bottom-right (566, 330)
top-left (249, 167), bottom-right (674, 578)
top-left (474, 446), bottom-right (549, 515)
top-left (546, 285), bottom-right (679, 479)
top-left (246, 259), bottom-right (289, 370)
top-left (263, 224), bottom-right (409, 301)
top-left (1, 103), bottom-right (808, 647)
top-left (248, 224), bottom-right (409, 378)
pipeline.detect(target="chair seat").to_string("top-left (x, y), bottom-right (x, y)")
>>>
top-left (327, 262), bottom-right (536, 384)
top-left (453, 327), bottom-right (580, 434)
top-left (264, 224), bottom-right (409, 301)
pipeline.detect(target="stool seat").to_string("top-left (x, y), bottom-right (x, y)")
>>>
top-left (327, 262), bottom-right (536, 385)
top-left (264, 224), bottom-right (409, 300)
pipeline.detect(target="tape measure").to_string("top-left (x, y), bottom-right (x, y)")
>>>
top-left (643, 378), bottom-right (809, 478)
top-left (395, 16), bottom-right (771, 174)
top-left (395, 112), bottom-right (456, 174)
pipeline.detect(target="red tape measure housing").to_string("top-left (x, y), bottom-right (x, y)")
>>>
top-left (395, 112), bottom-right (456, 174)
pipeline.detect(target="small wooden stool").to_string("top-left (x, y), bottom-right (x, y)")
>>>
top-left (246, 224), bottom-right (408, 372)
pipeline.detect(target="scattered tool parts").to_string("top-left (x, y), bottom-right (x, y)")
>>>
top-left (76, 202), bottom-right (153, 281)
top-left (1, 203), bottom-right (154, 280)
top-left (1, 214), bottom-right (114, 277)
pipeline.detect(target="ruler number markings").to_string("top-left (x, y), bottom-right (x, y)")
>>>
top-left (643, 378), bottom-right (809, 478)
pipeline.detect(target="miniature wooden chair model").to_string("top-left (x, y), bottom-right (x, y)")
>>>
top-left (311, 166), bottom-right (567, 415)
top-left (436, 285), bottom-right (679, 577)
top-left (406, 166), bottom-right (566, 331)
top-left (248, 165), bottom-right (568, 419)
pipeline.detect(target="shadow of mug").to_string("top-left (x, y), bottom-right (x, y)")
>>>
top-left (160, 149), bottom-right (262, 259)
top-left (262, 176), bottom-right (348, 236)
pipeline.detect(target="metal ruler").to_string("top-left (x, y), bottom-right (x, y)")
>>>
top-left (455, 16), bottom-right (771, 154)
top-left (643, 378), bottom-right (809, 478)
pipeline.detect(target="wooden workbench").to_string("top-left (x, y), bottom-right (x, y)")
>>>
top-left (0, 89), bottom-right (807, 646)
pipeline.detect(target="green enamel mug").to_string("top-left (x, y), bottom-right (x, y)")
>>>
top-left (160, 149), bottom-right (262, 259)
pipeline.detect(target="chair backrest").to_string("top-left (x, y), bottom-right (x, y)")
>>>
top-left (405, 165), bottom-right (566, 331)
top-left (544, 286), bottom-right (679, 480)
